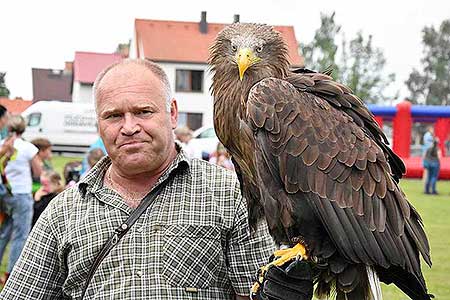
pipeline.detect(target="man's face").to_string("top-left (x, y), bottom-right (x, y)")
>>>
top-left (96, 63), bottom-right (178, 176)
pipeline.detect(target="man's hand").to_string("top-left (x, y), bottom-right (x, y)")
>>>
top-left (251, 258), bottom-right (314, 300)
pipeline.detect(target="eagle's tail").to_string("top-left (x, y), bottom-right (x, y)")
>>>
top-left (315, 264), bottom-right (380, 300)
top-left (367, 266), bottom-right (383, 300)
top-left (336, 266), bottom-right (383, 300)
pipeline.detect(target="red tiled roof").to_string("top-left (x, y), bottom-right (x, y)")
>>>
top-left (134, 19), bottom-right (304, 67)
top-left (73, 52), bottom-right (123, 84)
top-left (0, 98), bottom-right (33, 114)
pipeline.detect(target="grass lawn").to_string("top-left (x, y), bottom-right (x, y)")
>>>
top-left (0, 155), bottom-right (449, 298)
top-left (381, 179), bottom-right (450, 299)
top-left (51, 154), bottom-right (83, 178)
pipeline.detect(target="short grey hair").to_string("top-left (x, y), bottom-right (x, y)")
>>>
top-left (93, 59), bottom-right (172, 112)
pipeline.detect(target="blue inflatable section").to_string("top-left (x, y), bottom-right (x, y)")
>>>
top-left (367, 105), bottom-right (396, 116)
top-left (368, 104), bottom-right (450, 118)
top-left (411, 105), bottom-right (450, 117)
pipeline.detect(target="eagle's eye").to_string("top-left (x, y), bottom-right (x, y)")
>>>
top-left (231, 45), bottom-right (237, 52)
top-left (256, 46), bottom-right (263, 53)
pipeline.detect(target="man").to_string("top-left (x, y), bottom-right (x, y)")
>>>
top-left (0, 59), bottom-right (275, 299)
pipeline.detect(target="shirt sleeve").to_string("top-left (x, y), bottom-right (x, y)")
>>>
top-left (226, 187), bottom-right (275, 296)
top-left (0, 209), bottom-right (66, 299)
top-left (26, 142), bottom-right (39, 161)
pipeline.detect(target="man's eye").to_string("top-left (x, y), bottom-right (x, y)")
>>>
top-left (136, 110), bottom-right (152, 116)
top-left (106, 113), bottom-right (121, 119)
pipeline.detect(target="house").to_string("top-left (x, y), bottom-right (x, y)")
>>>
top-left (32, 62), bottom-right (73, 103)
top-left (130, 12), bottom-right (303, 130)
top-left (0, 97), bottom-right (33, 114)
top-left (72, 51), bottom-right (123, 103)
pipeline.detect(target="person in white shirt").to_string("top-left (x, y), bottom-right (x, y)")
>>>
top-left (0, 115), bottom-right (42, 285)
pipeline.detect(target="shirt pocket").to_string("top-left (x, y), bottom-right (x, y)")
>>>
top-left (162, 224), bottom-right (223, 289)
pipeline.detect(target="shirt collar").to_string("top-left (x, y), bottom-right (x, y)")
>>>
top-left (78, 143), bottom-right (191, 197)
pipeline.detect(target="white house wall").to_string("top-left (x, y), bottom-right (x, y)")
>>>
top-left (158, 62), bottom-right (214, 127)
top-left (72, 81), bottom-right (94, 103)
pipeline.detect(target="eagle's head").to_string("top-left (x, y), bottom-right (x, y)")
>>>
top-left (209, 23), bottom-right (290, 82)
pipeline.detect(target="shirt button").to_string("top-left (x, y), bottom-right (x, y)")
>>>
top-left (136, 270), bottom-right (143, 277)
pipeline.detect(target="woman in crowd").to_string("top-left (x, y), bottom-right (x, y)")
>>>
top-left (0, 115), bottom-right (41, 284)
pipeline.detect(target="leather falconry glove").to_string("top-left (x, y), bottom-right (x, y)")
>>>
top-left (250, 257), bottom-right (314, 300)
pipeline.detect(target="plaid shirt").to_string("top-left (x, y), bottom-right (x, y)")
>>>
top-left (0, 148), bottom-right (275, 299)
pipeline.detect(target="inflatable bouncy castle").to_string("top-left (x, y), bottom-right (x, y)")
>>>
top-left (368, 100), bottom-right (450, 179)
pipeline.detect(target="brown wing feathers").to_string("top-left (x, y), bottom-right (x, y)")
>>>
top-left (288, 71), bottom-right (405, 181)
top-left (247, 76), bottom-right (430, 280)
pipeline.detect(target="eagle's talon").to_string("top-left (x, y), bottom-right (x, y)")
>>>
top-left (254, 243), bottom-right (308, 284)
top-left (251, 281), bottom-right (261, 294)
top-left (272, 243), bottom-right (308, 267)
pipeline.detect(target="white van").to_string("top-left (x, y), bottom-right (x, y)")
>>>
top-left (21, 101), bottom-right (99, 153)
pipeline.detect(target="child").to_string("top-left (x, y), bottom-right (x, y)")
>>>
top-left (32, 170), bottom-right (64, 227)
top-left (63, 161), bottom-right (82, 188)
top-left (209, 142), bottom-right (234, 170)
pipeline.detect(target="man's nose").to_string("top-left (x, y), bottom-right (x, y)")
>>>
top-left (121, 113), bottom-right (141, 136)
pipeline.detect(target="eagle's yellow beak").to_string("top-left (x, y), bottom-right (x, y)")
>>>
top-left (237, 48), bottom-right (259, 81)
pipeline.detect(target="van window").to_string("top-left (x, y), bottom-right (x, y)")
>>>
top-left (197, 128), bottom-right (216, 138)
top-left (27, 113), bottom-right (42, 127)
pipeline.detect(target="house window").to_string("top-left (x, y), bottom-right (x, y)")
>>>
top-left (178, 112), bottom-right (203, 130)
top-left (176, 70), bottom-right (203, 92)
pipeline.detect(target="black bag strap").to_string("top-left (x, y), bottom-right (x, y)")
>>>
top-left (80, 177), bottom-right (171, 299)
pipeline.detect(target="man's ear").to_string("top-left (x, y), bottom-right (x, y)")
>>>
top-left (170, 98), bottom-right (178, 129)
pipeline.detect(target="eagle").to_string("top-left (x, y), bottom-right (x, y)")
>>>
top-left (209, 23), bottom-right (432, 300)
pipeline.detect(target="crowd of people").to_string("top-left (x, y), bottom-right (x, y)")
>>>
top-left (174, 126), bottom-right (234, 170)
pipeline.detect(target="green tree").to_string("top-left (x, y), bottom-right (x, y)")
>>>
top-left (301, 12), bottom-right (396, 104)
top-left (301, 12), bottom-right (341, 77)
top-left (0, 72), bottom-right (10, 98)
top-left (405, 20), bottom-right (450, 105)
top-left (340, 32), bottom-right (397, 104)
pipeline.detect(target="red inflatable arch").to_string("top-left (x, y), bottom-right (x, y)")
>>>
top-left (369, 100), bottom-right (450, 179)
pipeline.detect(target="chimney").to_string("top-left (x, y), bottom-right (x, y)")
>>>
top-left (64, 61), bottom-right (73, 74)
top-left (115, 42), bottom-right (130, 58)
top-left (199, 11), bottom-right (207, 34)
top-left (233, 14), bottom-right (240, 23)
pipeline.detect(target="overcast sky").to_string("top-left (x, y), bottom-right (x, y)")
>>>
top-left (1, 0), bottom-right (449, 100)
